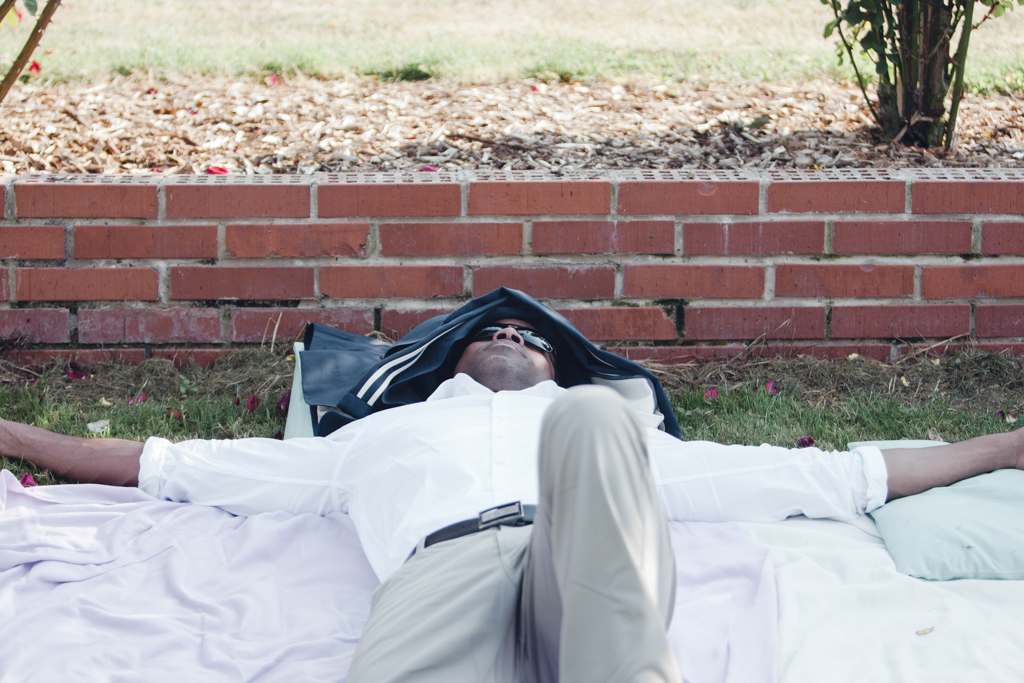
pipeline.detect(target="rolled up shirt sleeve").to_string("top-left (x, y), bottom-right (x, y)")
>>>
top-left (138, 431), bottom-right (356, 517)
top-left (649, 434), bottom-right (888, 523)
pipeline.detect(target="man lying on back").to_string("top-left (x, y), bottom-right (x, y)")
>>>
top-left (2, 288), bottom-right (1021, 683)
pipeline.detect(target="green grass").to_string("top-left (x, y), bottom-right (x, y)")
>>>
top-left (0, 352), bottom-right (291, 484)
top-left (674, 382), bottom-right (1016, 452)
top-left (3, 350), bottom-right (1021, 486)
top-left (0, 0), bottom-right (1020, 90)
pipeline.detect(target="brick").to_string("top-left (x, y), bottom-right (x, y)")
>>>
top-left (472, 265), bottom-right (614, 299)
top-left (684, 307), bottom-right (826, 340)
top-left (746, 344), bottom-right (891, 361)
top-left (0, 308), bottom-right (70, 343)
top-left (225, 223), bottom-right (369, 258)
top-left (0, 226), bottom-right (65, 259)
top-left (381, 308), bottom-right (452, 339)
top-left (0, 270), bottom-right (7, 299)
top-left (684, 221), bottom-right (823, 255)
top-left (166, 178), bottom-right (310, 218)
top-left (608, 346), bottom-right (747, 363)
top-left (468, 179), bottom-right (610, 215)
top-left (78, 308), bottom-right (222, 344)
top-left (322, 265), bottom-right (463, 299)
top-left (767, 180), bottom-right (905, 213)
top-left (831, 305), bottom-right (970, 339)
top-left (888, 344), bottom-right (1024, 360)
top-left (976, 304), bottom-right (1024, 338)
top-left (2, 349), bottom-right (146, 367)
top-left (16, 267), bottom-right (159, 301)
top-left (170, 267), bottom-right (314, 300)
top-left (832, 220), bottom-right (972, 255)
top-left (972, 342), bottom-right (1024, 357)
top-left (982, 222), bottom-right (1024, 255)
top-left (623, 265), bottom-right (763, 299)
top-left (775, 264), bottom-right (913, 298)
top-left (14, 178), bottom-right (158, 219)
top-left (617, 179), bottom-right (759, 215)
top-left (231, 308), bottom-right (374, 343)
top-left (532, 220), bottom-right (674, 255)
top-left (74, 225), bottom-right (218, 260)
top-left (609, 344), bottom-right (891, 363)
top-left (380, 223), bottom-right (522, 256)
top-left (319, 179), bottom-right (461, 218)
top-left (913, 181), bottom-right (1024, 214)
top-left (555, 307), bottom-right (677, 341)
top-left (922, 265), bottom-right (1024, 299)
top-left (151, 348), bottom-right (234, 370)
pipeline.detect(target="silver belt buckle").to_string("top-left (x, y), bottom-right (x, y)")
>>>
top-left (478, 502), bottom-right (523, 529)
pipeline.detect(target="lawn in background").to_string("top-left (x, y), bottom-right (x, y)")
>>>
top-left (3, 348), bottom-right (1021, 484)
top-left (1, 0), bottom-right (1021, 92)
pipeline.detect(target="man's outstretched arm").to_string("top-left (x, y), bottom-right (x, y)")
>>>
top-left (881, 427), bottom-right (1024, 501)
top-left (0, 417), bottom-right (142, 487)
top-left (652, 426), bottom-right (1024, 524)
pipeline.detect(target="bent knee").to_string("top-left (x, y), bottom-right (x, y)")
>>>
top-left (542, 385), bottom-right (639, 437)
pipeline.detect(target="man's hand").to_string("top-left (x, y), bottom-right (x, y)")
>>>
top-left (0, 416), bottom-right (143, 486)
top-left (882, 426), bottom-right (1024, 502)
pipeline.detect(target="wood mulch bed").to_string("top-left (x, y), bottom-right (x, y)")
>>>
top-left (0, 75), bottom-right (1021, 175)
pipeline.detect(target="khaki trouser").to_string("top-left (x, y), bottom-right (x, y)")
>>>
top-left (348, 385), bottom-right (681, 683)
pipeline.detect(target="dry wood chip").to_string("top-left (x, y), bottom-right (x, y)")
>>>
top-left (0, 75), bottom-right (1020, 174)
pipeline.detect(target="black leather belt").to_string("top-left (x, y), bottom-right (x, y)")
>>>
top-left (408, 501), bottom-right (535, 560)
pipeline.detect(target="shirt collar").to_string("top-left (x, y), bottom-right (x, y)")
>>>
top-left (427, 373), bottom-right (565, 401)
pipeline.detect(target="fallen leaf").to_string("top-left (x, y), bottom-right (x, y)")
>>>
top-left (916, 627), bottom-right (934, 636)
top-left (86, 419), bottom-right (110, 434)
top-left (900, 376), bottom-right (910, 387)
top-left (98, 397), bottom-right (114, 407)
top-left (927, 428), bottom-right (944, 442)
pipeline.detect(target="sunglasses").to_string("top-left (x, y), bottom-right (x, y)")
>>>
top-left (470, 324), bottom-right (556, 355)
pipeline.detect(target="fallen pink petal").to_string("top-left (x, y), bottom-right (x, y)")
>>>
top-left (765, 380), bottom-right (779, 395)
top-left (28, 60), bottom-right (41, 77)
top-left (19, 473), bottom-right (37, 487)
top-left (277, 392), bottom-right (291, 413)
top-left (797, 436), bottom-right (815, 448)
top-left (245, 395), bottom-right (259, 411)
top-left (265, 75), bottom-right (279, 86)
top-left (207, 165), bottom-right (229, 174)
top-left (418, 165), bottom-right (438, 172)
top-left (704, 387), bottom-right (719, 400)
top-left (166, 409), bottom-right (181, 420)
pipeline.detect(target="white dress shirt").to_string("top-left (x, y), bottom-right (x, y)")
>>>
top-left (139, 374), bottom-right (888, 581)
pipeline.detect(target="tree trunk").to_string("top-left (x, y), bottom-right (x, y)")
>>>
top-left (874, 0), bottom-right (955, 146)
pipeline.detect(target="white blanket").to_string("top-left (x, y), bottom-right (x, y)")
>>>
top-left (740, 515), bottom-right (1024, 683)
top-left (0, 471), bottom-right (775, 683)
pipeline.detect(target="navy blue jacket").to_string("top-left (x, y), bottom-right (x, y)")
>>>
top-left (301, 288), bottom-right (681, 438)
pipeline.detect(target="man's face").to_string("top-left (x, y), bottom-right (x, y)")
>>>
top-left (453, 318), bottom-right (556, 392)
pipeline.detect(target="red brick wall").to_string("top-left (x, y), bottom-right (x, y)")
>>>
top-left (2, 168), bottom-right (1023, 367)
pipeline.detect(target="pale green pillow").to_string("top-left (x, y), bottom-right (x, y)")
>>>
top-left (868, 469), bottom-right (1024, 581)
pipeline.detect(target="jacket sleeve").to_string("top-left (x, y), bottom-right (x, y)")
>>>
top-left (648, 433), bottom-right (888, 523)
top-left (137, 429), bottom-right (357, 517)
